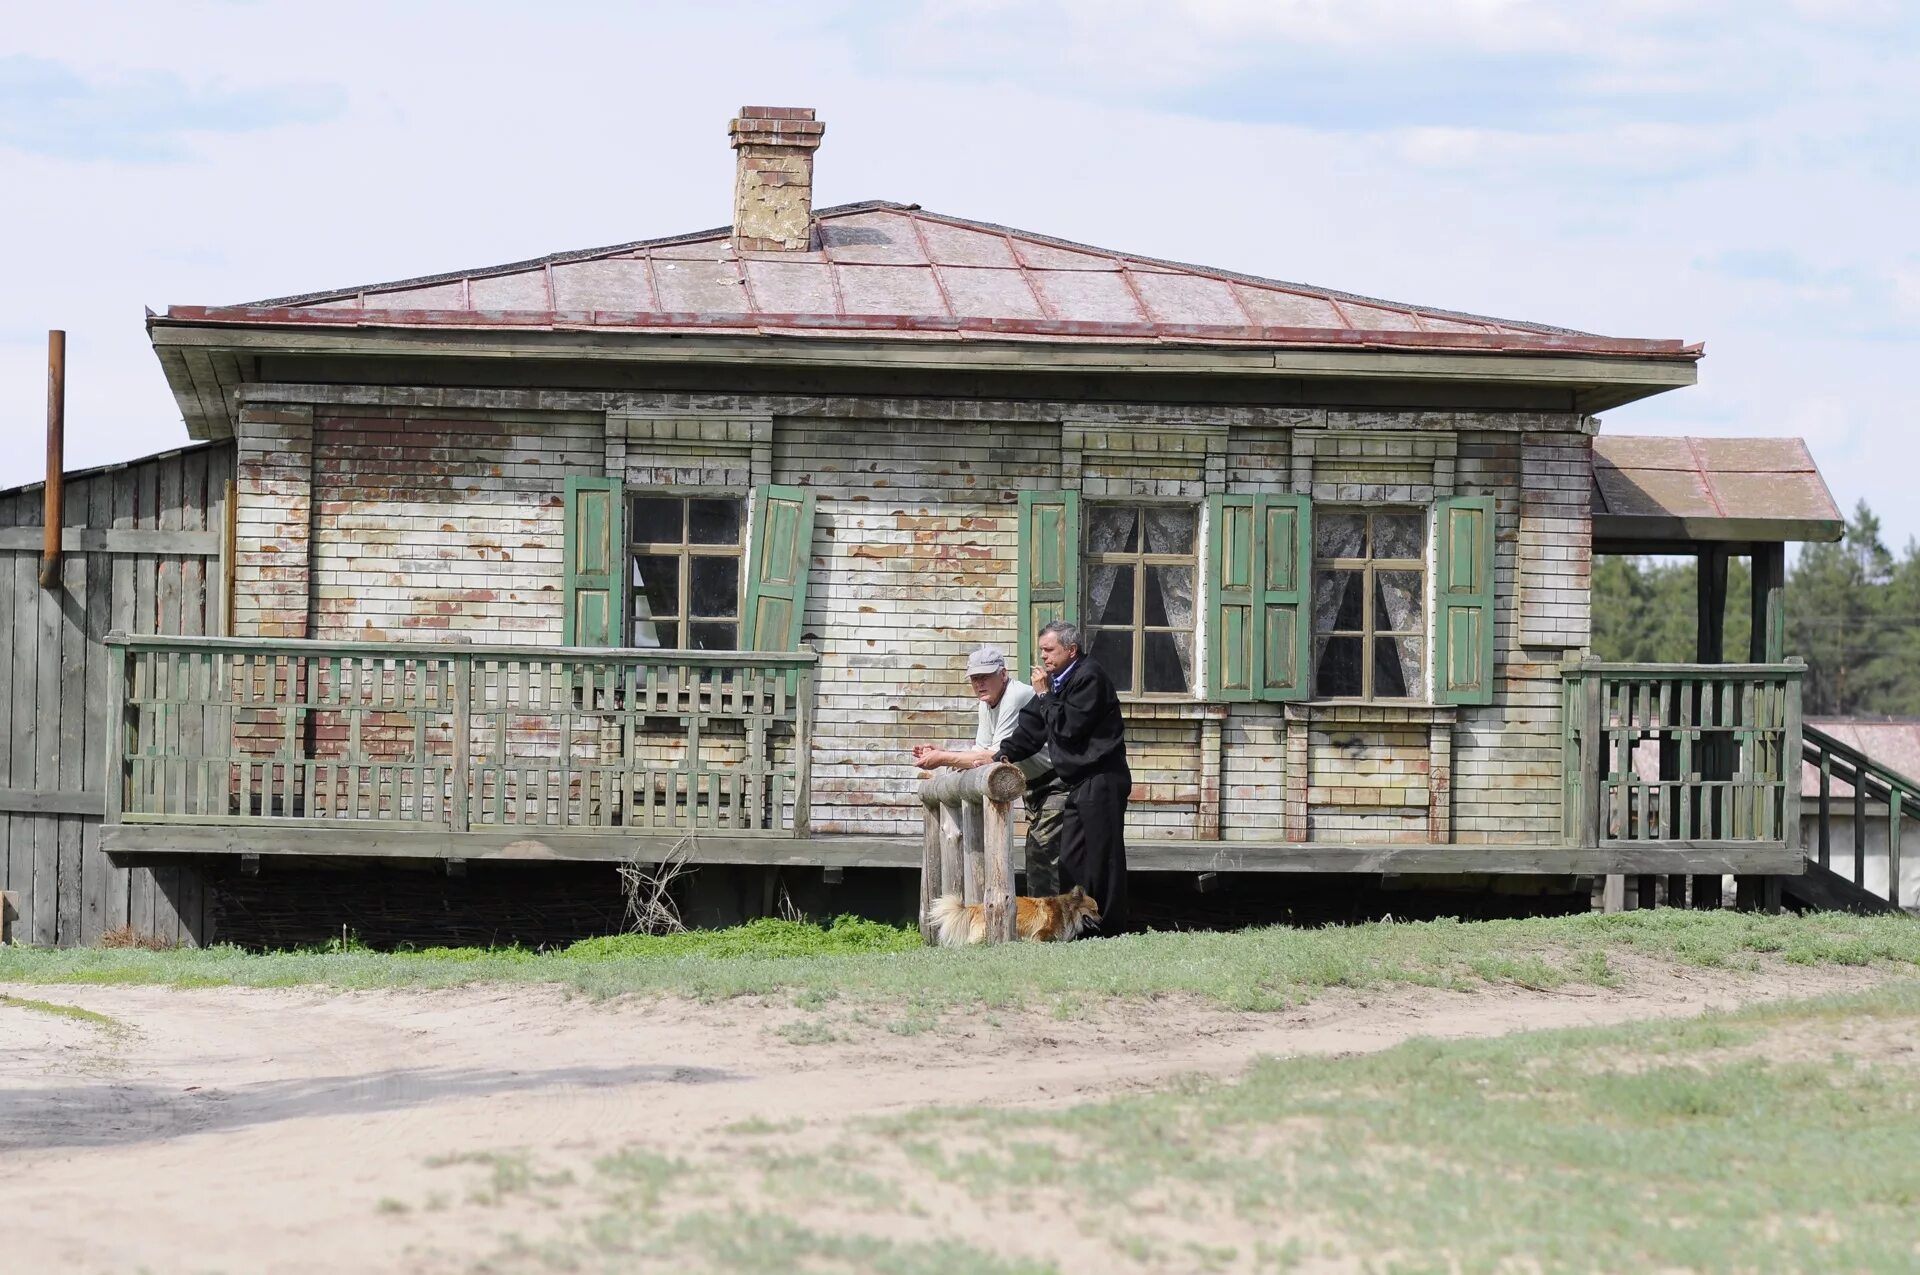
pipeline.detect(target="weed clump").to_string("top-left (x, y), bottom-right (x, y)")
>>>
top-left (561, 914), bottom-right (919, 961)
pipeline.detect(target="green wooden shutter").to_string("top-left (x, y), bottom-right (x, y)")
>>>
top-left (563, 476), bottom-right (623, 647)
top-left (1435, 496), bottom-right (1496, 705)
top-left (743, 484), bottom-right (817, 652)
top-left (1256, 494), bottom-right (1311, 701)
top-left (1017, 491), bottom-right (1080, 675)
top-left (1208, 495), bottom-right (1257, 701)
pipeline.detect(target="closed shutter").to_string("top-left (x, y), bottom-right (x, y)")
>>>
top-left (743, 484), bottom-right (818, 652)
top-left (1207, 494), bottom-right (1310, 702)
top-left (1435, 495), bottom-right (1496, 705)
top-left (1208, 495), bottom-right (1257, 700)
top-left (1256, 495), bottom-right (1311, 701)
top-left (563, 477), bottom-right (623, 647)
top-left (1017, 491), bottom-right (1080, 676)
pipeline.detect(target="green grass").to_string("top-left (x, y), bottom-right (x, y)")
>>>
top-left (1, 911), bottom-right (1917, 1018)
top-left (889, 982), bottom-right (1920, 1273)
top-left (0, 992), bottom-right (121, 1029)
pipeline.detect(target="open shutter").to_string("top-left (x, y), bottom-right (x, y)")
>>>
top-left (563, 477), bottom-right (623, 646)
top-left (1256, 495), bottom-right (1311, 701)
top-left (1208, 495), bottom-right (1257, 701)
top-left (743, 484), bottom-right (817, 652)
top-left (1435, 496), bottom-right (1496, 705)
top-left (1017, 491), bottom-right (1080, 675)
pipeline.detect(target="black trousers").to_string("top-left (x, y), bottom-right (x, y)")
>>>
top-left (1059, 769), bottom-right (1129, 934)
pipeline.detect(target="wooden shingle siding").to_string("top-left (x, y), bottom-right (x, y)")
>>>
top-left (1445, 431), bottom-right (1579, 845)
top-left (0, 443), bottom-right (231, 947)
top-left (769, 417), bottom-right (1037, 836)
top-left (1518, 433), bottom-right (1594, 650)
top-left (310, 411), bottom-right (601, 644)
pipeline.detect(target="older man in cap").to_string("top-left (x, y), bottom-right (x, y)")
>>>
top-left (910, 645), bottom-right (1066, 896)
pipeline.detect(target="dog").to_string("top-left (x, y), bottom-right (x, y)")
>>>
top-left (926, 885), bottom-right (1101, 948)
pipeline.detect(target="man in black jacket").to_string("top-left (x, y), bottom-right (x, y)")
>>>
top-left (996, 620), bottom-right (1130, 932)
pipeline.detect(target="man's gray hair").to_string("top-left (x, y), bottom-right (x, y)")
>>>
top-left (1039, 620), bottom-right (1081, 652)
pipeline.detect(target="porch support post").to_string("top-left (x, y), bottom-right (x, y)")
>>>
top-left (1737, 542), bottom-right (1788, 909)
top-left (1696, 545), bottom-right (1729, 664)
top-left (1750, 542), bottom-right (1786, 664)
top-left (1689, 544), bottom-right (1732, 907)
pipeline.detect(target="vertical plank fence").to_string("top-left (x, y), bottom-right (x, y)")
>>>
top-left (0, 442), bottom-right (231, 947)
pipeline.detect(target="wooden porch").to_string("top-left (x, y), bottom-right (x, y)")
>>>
top-left (98, 634), bottom-right (1809, 879)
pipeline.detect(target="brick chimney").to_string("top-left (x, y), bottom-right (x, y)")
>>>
top-left (728, 106), bottom-right (825, 252)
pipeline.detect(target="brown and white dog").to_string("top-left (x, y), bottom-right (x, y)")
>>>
top-left (926, 886), bottom-right (1102, 947)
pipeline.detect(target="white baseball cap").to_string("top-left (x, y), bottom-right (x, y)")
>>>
top-left (966, 645), bottom-right (1008, 675)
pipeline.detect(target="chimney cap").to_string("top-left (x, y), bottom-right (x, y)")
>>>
top-left (730, 106), bottom-right (824, 150)
top-left (739, 105), bottom-right (817, 121)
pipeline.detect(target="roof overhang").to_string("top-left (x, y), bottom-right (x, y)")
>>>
top-left (148, 314), bottom-right (1699, 440)
top-left (1592, 435), bottom-right (1844, 552)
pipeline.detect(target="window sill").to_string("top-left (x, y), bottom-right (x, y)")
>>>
top-left (1116, 698), bottom-right (1229, 721)
top-left (1283, 701), bottom-right (1458, 725)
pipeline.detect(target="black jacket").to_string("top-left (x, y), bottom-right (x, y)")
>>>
top-left (997, 656), bottom-right (1128, 784)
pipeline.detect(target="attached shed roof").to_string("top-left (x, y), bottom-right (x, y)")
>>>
top-left (1592, 435), bottom-right (1844, 549)
top-left (158, 202), bottom-right (1699, 361)
top-left (1801, 720), bottom-right (1920, 799)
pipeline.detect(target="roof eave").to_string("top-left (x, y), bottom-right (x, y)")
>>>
top-left (148, 316), bottom-right (1698, 439)
top-left (1593, 513), bottom-right (1846, 549)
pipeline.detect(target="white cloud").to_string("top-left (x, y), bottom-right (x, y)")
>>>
top-left (0, 0), bottom-right (1917, 552)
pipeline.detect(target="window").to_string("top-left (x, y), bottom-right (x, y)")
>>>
top-left (1312, 509), bottom-right (1426, 700)
top-left (1084, 504), bottom-right (1198, 694)
top-left (628, 495), bottom-right (745, 650)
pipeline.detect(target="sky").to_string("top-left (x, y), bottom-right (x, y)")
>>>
top-left (1, 1), bottom-right (1916, 543)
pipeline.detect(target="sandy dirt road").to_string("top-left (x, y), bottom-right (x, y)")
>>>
top-left (0, 957), bottom-right (1898, 1273)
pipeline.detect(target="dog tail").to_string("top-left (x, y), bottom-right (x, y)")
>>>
top-left (926, 894), bottom-right (972, 948)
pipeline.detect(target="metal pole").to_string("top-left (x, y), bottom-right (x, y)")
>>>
top-left (39, 329), bottom-right (66, 589)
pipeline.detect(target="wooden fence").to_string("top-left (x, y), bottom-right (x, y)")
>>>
top-left (107, 634), bottom-right (816, 837)
top-left (918, 763), bottom-right (1021, 944)
top-left (0, 442), bottom-right (232, 947)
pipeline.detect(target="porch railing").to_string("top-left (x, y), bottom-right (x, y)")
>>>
top-left (1562, 659), bottom-right (1804, 849)
top-left (104, 634), bottom-right (815, 837)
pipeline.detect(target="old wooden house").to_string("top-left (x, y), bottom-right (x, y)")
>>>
top-left (4, 105), bottom-right (1899, 947)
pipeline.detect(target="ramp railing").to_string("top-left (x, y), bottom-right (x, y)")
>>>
top-left (1801, 724), bottom-right (1917, 911)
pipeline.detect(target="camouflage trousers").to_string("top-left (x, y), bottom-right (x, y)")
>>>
top-left (1023, 776), bottom-right (1068, 897)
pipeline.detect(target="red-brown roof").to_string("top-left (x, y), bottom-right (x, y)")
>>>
top-left (158, 202), bottom-right (1700, 359)
top-left (1592, 435), bottom-right (1843, 544)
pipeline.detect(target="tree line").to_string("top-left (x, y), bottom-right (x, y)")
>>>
top-left (1591, 501), bottom-right (1918, 717)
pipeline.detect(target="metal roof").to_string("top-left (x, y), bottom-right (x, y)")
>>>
top-left (1592, 435), bottom-right (1844, 547)
top-left (157, 202), bottom-right (1701, 360)
top-left (1802, 720), bottom-right (1920, 799)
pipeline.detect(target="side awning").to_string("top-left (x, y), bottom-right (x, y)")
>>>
top-left (1592, 435), bottom-right (1843, 554)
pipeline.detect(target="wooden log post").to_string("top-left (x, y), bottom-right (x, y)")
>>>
top-left (938, 803), bottom-right (964, 915)
top-left (920, 807), bottom-right (942, 944)
top-left (961, 802), bottom-right (984, 904)
top-left (981, 791), bottom-right (1015, 944)
top-left (920, 763), bottom-right (1025, 944)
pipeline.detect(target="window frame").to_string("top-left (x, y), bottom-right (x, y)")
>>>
top-left (1082, 500), bottom-right (1201, 698)
top-left (1311, 505), bottom-right (1430, 703)
top-left (626, 490), bottom-right (748, 651)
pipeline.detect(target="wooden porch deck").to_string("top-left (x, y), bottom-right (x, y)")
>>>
top-left (97, 823), bottom-right (1804, 878)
